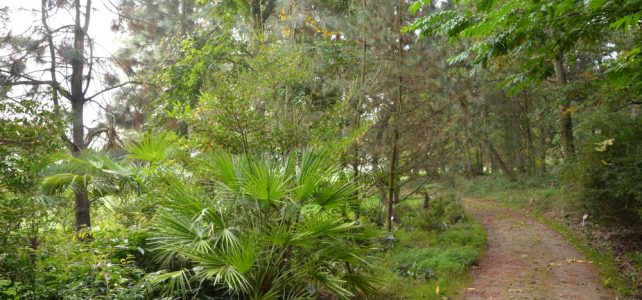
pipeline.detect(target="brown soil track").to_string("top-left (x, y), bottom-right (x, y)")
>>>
top-left (463, 198), bottom-right (614, 300)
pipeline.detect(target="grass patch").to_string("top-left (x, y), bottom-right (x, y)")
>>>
top-left (374, 219), bottom-right (486, 299)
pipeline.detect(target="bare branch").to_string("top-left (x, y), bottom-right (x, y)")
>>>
top-left (83, 35), bottom-right (94, 95)
top-left (84, 127), bottom-right (107, 148)
top-left (85, 81), bottom-right (140, 101)
top-left (83, 0), bottom-right (92, 32)
top-left (0, 69), bottom-right (72, 100)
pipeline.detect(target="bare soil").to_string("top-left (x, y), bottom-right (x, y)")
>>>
top-left (463, 198), bottom-right (614, 300)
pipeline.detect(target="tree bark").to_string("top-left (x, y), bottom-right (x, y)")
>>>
top-left (353, 4), bottom-right (367, 222)
top-left (386, 1), bottom-right (404, 232)
top-left (422, 192), bottom-right (430, 210)
top-left (386, 129), bottom-right (398, 232)
top-left (553, 51), bottom-right (575, 159)
top-left (71, 0), bottom-right (91, 231)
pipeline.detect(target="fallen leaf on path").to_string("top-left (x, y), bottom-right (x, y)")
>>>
top-left (563, 258), bottom-right (593, 264)
top-left (508, 288), bottom-right (523, 293)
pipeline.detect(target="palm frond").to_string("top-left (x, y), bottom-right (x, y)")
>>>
top-left (127, 131), bottom-right (177, 163)
top-left (149, 268), bottom-right (193, 299)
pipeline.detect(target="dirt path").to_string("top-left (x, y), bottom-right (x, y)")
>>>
top-left (463, 198), bottom-right (614, 300)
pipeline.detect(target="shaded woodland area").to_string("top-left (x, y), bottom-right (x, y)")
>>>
top-left (1, 0), bottom-right (641, 298)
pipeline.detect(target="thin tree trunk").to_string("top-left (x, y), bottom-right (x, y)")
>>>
top-left (524, 97), bottom-right (535, 174)
top-left (513, 96), bottom-right (526, 173)
top-left (539, 116), bottom-right (547, 176)
top-left (553, 51), bottom-right (575, 159)
top-left (422, 192), bottom-right (430, 210)
top-left (41, 0), bottom-right (59, 107)
top-left (386, 1), bottom-right (404, 232)
top-left (386, 129), bottom-right (398, 232)
top-left (475, 146), bottom-right (484, 176)
top-left (353, 5), bottom-right (367, 222)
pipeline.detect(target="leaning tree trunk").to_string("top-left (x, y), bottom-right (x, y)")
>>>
top-left (485, 139), bottom-right (517, 182)
top-left (553, 52), bottom-right (575, 159)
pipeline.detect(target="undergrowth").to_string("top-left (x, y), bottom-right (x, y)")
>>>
top-left (372, 194), bottom-right (487, 299)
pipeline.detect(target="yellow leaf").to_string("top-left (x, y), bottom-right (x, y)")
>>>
top-left (595, 138), bottom-right (615, 152)
top-left (435, 285), bottom-right (440, 295)
top-left (282, 27), bottom-right (292, 37)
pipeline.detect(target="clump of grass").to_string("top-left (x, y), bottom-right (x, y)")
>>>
top-left (374, 194), bottom-right (487, 299)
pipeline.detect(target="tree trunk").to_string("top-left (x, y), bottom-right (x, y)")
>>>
top-left (524, 97), bottom-right (536, 174)
top-left (386, 1), bottom-right (404, 232)
top-left (353, 7), bottom-right (367, 222)
top-left (513, 96), bottom-right (526, 173)
top-left (486, 139), bottom-right (517, 182)
top-left (553, 52), bottom-right (575, 159)
top-left (539, 117), bottom-right (547, 176)
top-left (71, 0), bottom-right (91, 231)
top-left (475, 146), bottom-right (484, 175)
top-left (422, 192), bottom-right (430, 210)
top-left (386, 129), bottom-right (398, 232)
top-left (180, 0), bottom-right (193, 35)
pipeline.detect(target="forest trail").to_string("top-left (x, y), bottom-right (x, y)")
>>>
top-left (462, 198), bottom-right (613, 300)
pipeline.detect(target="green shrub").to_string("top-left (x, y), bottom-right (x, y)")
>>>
top-left (564, 112), bottom-right (642, 222)
top-left (149, 151), bottom-right (378, 299)
top-left (360, 197), bottom-right (385, 226)
top-left (411, 192), bottom-right (468, 231)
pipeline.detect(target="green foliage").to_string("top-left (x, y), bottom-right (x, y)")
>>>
top-left (0, 220), bottom-right (152, 299)
top-left (0, 99), bottom-right (67, 298)
top-left (564, 112), bottom-right (642, 221)
top-left (149, 151), bottom-right (379, 299)
top-left (127, 131), bottom-right (179, 164)
top-left (376, 212), bottom-right (486, 298)
top-left (41, 151), bottom-right (139, 206)
top-left (400, 192), bottom-right (468, 231)
top-left (407, 0), bottom-right (642, 103)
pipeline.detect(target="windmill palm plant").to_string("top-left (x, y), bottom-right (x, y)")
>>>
top-left (41, 151), bottom-right (139, 203)
top-left (149, 151), bottom-right (379, 299)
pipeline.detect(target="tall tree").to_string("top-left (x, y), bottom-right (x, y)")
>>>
top-left (407, 0), bottom-right (641, 160)
top-left (1, 0), bottom-right (131, 231)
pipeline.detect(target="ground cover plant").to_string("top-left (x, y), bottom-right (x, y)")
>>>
top-left (373, 194), bottom-right (486, 299)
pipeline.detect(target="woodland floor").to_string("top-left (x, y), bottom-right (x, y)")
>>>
top-left (463, 198), bottom-right (614, 300)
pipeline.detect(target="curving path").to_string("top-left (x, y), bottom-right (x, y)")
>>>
top-left (463, 198), bottom-right (614, 300)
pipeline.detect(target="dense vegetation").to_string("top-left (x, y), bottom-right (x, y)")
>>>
top-left (1, 0), bottom-right (640, 298)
